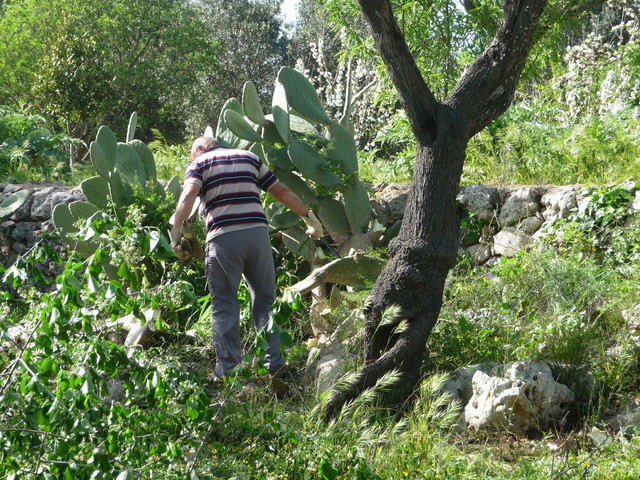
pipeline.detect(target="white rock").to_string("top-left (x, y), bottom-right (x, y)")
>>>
top-left (464, 360), bottom-right (574, 434)
top-left (457, 184), bottom-right (500, 222)
top-left (493, 229), bottom-right (532, 257)
top-left (315, 354), bottom-right (346, 394)
top-left (630, 191), bottom-right (640, 214)
top-left (519, 216), bottom-right (544, 235)
top-left (541, 186), bottom-right (578, 222)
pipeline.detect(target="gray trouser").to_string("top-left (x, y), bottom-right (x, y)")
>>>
top-left (205, 227), bottom-right (283, 377)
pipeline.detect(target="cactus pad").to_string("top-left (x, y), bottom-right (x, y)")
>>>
top-left (129, 139), bottom-right (157, 182)
top-left (126, 112), bottom-right (138, 142)
top-left (327, 122), bottom-right (358, 175)
top-left (242, 82), bottom-right (266, 126)
top-left (116, 143), bottom-right (147, 188)
top-left (343, 180), bottom-right (371, 233)
top-left (272, 168), bottom-right (318, 206)
top-left (267, 147), bottom-right (295, 172)
top-left (224, 109), bottom-right (263, 142)
top-left (281, 226), bottom-right (315, 263)
top-left (288, 140), bottom-right (341, 188)
top-left (69, 201), bottom-right (100, 220)
top-left (95, 126), bottom-right (118, 172)
top-left (277, 67), bottom-right (331, 126)
top-left (81, 176), bottom-right (110, 209)
top-left (318, 197), bottom-right (350, 245)
top-left (216, 98), bottom-right (243, 148)
top-left (165, 175), bottom-right (182, 201)
top-left (52, 203), bottom-right (78, 237)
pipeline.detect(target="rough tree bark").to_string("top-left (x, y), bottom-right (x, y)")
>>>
top-left (323, 0), bottom-right (552, 419)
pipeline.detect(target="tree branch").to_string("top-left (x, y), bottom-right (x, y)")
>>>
top-left (357, 0), bottom-right (438, 142)
top-left (448, 0), bottom-right (548, 136)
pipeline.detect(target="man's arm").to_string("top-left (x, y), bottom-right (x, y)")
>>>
top-left (172, 183), bottom-right (201, 230)
top-left (268, 182), bottom-right (310, 217)
top-left (169, 183), bottom-right (201, 258)
top-left (268, 182), bottom-right (323, 238)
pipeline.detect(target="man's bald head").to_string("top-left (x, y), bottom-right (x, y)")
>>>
top-left (191, 136), bottom-right (219, 159)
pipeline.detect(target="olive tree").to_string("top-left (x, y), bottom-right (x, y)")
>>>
top-left (324, 0), bottom-right (605, 419)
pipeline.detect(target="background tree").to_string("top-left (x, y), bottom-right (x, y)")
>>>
top-left (185, 0), bottom-right (291, 133)
top-left (323, 0), bottom-right (604, 419)
top-left (0, 0), bottom-right (218, 145)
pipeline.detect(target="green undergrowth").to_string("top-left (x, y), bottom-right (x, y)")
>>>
top-left (2, 209), bottom-right (640, 478)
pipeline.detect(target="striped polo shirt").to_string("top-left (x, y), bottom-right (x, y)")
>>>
top-left (184, 146), bottom-right (279, 241)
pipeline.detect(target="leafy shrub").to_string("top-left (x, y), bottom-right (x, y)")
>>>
top-left (0, 107), bottom-right (79, 182)
top-left (434, 247), bottom-right (630, 374)
top-left (542, 184), bottom-right (640, 269)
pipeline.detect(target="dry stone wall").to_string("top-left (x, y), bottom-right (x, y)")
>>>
top-left (0, 182), bottom-right (83, 273)
top-left (3, 180), bottom-right (640, 272)
top-left (372, 181), bottom-right (640, 265)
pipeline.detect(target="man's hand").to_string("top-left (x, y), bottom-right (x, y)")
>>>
top-left (303, 211), bottom-right (323, 240)
top-left (169, 226), bottom-right (192, 260)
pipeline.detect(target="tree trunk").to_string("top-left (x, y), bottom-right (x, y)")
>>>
top-left (323, 0), bottom-right (552, 420)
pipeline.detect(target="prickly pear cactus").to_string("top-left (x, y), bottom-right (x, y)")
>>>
top-left (214, 67), bottom-right (375, 258)
top-left (53, 112), bottom-right (181, 258)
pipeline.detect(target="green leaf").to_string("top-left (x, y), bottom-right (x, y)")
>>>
top-left (318, 459), bottom-right (339, 480)
top-left (277, 67), bottom-right (331, 125)
top-left (39, 358), bottom-right (53, 374)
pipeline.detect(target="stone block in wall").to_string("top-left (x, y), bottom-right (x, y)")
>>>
top-left (630, 191), bottom-right (640, 214)
top-left (541, 186), bottom-right (578, 222)
top-left (0, 220), bottom-right (16, 265)
top-left (493, 229), bottom-right (532, 257)
top-left (519, 216), bottom-right (544, 235)
top-left (498, 187), bottom-right (543, 227)
top-left (31, 189), bottom-right (83, 221)
top-left (11, 222), bottom-right (39, 255)
top-left (456, 184), bottom-right (500, 222)
top-left (371, 183), bottom-right (411, 227)
top-left (465, 243), bottom-right (493, 265)
top-left (1, 188), bottom-right (34, 222)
